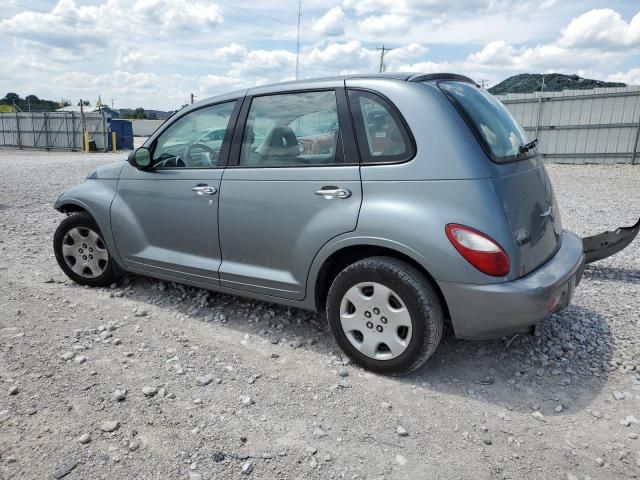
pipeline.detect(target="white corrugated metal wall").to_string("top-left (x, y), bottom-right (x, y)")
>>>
top-left (497, 86), bottom-right (640, 164)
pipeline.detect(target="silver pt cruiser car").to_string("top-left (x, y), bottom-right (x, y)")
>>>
top-left (54, 73), bottom-right (639, 375)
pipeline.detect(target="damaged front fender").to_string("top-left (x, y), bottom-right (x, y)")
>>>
top-left (582, 217), bottom-right (640, 264)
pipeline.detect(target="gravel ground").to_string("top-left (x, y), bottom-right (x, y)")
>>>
top-left (1, 149), bottom-right (639, 480)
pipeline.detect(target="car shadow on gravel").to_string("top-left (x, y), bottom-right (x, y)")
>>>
top-left (401, 304), bottom-right (615, 414)
top-left (108, 275), bottom-right (614, 415)
top-left (582, 264), bottom-right (640, 284)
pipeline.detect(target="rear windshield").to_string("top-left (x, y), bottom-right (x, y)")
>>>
top-left (438, 81), bottom-right (532, 163)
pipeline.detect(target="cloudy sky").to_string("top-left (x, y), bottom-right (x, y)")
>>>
top-left (1, 0), bottom-right (639, 110)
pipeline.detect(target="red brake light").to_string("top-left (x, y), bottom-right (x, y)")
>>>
top-left (445, 224), bottom-right (510, 277)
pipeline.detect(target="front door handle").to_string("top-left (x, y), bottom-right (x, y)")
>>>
top-left (315, 187), bottom-right (352, 199)
top-left (192, 185), bottom-right (217, 195)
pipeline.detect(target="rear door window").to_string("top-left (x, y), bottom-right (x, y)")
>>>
top-left (438, 81), bottom-right (531, 163)
top-left (348, 90), bottom-right (414, 164)
top-left (239, 90), bottom-right (344, 167)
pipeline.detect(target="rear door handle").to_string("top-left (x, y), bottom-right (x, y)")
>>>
top-left (192, 185), bottom-right (217, 195)
top-left (315, 187), bottom-right (352, 199)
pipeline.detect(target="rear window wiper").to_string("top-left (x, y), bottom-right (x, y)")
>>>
top-left (519, 138), bottom-right (538, 154)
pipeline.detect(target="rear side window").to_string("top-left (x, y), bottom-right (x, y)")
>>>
top-left (348, 90), bottom-right (414, 164)
top-left (438, 81), bottom-right (531, 163)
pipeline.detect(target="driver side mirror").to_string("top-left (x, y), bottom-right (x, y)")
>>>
top-left (128, 147), bottom-right (151, 170)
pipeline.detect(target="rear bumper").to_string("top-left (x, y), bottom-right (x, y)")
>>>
top-left (440, 230), bottom-right (585, 340)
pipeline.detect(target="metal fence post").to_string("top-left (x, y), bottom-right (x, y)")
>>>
top-left (102, 109), bottom-right (108, 152)
top-left (15, 111), bottom-right (22, 149)
top-left (44, 112), bottom-right (51, 149)
top-left (632, 114), bottom-right (640, 165)
top-left (71, 113), bottom-right (77, 150)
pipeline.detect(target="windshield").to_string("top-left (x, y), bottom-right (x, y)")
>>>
top-left (438, 81), bottom-right (531, 162)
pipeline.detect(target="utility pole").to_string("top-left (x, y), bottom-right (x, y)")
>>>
top-left (190, 93), bottom-right (195, 105)
top-left (295, 0), bottom-right (302, 80)
top-left (111, 98), bottom-right (115, 109)
top-left (376, 45), bottom-right (392, 73)
top-left (479, 79), bottom-right (489, 89)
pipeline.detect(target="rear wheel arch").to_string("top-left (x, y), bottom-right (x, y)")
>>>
top-left (313, 244), bottom-right (450, 321)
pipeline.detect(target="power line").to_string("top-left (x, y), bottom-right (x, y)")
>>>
top-left (209, 0), bottom-right (368, 44)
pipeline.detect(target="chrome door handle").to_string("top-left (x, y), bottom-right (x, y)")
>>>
top-left (315, 187), bottom-right (352, 199)
top-left (192, 185), bottom-right (217, 195)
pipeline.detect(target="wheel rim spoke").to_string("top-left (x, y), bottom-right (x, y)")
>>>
top-left (339, 281), bottom-right (413, 361)
top-left (61, 226), bottom-right (108, 279)
top-left (358, 334), bottom-right (381, 358)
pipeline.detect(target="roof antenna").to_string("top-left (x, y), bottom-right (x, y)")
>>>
top-left (295, 0), bottom-right (301, 80)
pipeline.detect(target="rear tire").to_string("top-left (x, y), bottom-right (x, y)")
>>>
top-left (53, 212), bottom-right (123, 287)
top-left (326, 256), bottom-right (443, 375)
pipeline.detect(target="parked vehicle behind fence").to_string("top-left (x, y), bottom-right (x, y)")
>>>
top-left (53, 73), bottom-right (639, 375)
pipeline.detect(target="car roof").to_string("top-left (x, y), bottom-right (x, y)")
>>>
top-left (188, 72), bottom-right (477, 110)
top-left (248, 72), bottom-right (477, 90)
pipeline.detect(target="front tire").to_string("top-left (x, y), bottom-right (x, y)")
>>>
top-left (326, 257), bottom-right (443, 375)
top-left (53, 212), bottom-right (123, 287)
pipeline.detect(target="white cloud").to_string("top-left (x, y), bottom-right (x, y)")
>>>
top-left (313, 7), bottom-right (348, 36)
top-left (357, 14), bottom-right (411, 35)
top-left (1, 1), bottom-right (639, 109)
top-left (560, 9), bottom-right (640, 49)
top-left (132, 0), bottom-right (223, 32)
top-left (606, 68), bottom-right (640, 85)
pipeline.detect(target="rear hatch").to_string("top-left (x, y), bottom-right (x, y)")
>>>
top-left (438, 80), bottom-right (561, 276)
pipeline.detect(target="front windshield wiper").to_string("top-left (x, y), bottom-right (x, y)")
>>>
top-left (519, 138), bottom-right (538, 154)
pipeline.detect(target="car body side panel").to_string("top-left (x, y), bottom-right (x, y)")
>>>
top-left (110, 163), bottom-right (224, 287)
top-left (218, 166), bottom-right (362, 300)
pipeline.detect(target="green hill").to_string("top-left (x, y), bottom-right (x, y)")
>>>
top-left (488, 73), bottom-right (626, 95)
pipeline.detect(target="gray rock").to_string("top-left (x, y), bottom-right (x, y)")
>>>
top-left (395, 454), bottom-right (408, 466)
top-left (113, 389), bottom-right (127, 401)
top-left (241, 396), bottom-right (255, 406)
top-left (620, 415), bottom-right (639, 427)
top-left (241, 462), bottom-right (253, 475)
top-left (396, 426), bottom-right (408, 437)
top-left (312, 427), bottom-right (327, 438)
top-left (60, 351), bottom-right (74, 361)
top-left (188, 473), bottom-right (202, 480)
top-left (8, 385), bottom-right (18, 395)
top-left (100, 420), bottom-right (120, 432)
top-left (531, 411), bottom-right (545, 422)
top-left (338, 368), bottom-right (349, 377)
top-left (196, 375), bottom-right (212, 386)
top-left (78, 433), bottom-right (91, 444)
top-left (594, 457), bottom-right (605, 467)
top-left (53, 460), bottom-right (77, 479)
top-left (142, 386), bottom-right (157, 397)
top-left (212, 451), bottom-right (225, 462)
top-left (74, 355), bottom-right (88, 364)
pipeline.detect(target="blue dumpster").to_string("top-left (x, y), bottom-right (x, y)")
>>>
top-left (108, 119), bottom-right (134, 150)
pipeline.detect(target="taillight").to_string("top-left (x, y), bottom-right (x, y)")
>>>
top-left (445, 224), bottom-right (510, 277)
